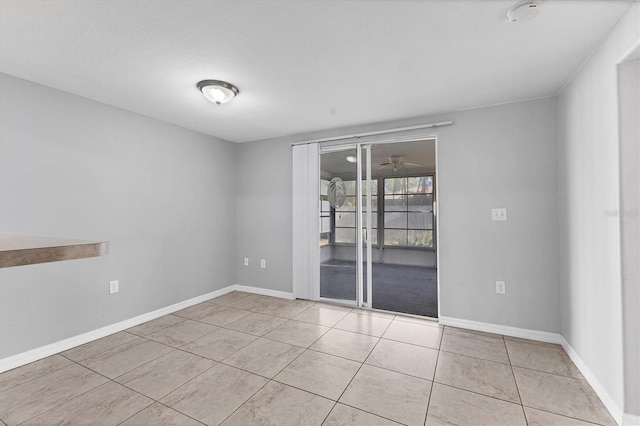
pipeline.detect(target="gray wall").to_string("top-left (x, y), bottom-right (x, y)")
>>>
top-left (557, 3), bottom-right (638, 416)
top-left (235, 96), bottom-right (560, 332)
top-left (234, 138), bottom-right (293, 293)
top-left (618, 59), bottom-right (639, 417)
top-left (0, 74), bottom-right (237, 358)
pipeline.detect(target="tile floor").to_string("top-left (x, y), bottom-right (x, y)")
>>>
top-left (0, 291), bottom-right (616, 426)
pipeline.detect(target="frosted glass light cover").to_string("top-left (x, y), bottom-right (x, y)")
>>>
top-left (197, 80), bottom-right (239, 105)
top-left (201, 85), bottom-right (235, 104)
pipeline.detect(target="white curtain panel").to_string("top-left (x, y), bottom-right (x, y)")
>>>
top-left (292, 143), bottom-right (320, 300)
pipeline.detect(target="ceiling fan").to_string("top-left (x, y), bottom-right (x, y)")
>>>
top-left (378, 156), bottom-right (422, 173)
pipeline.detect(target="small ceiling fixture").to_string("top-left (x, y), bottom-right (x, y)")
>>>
top-left (507, 1), bottom-right (541, 23)
top-left (197, 80), bottom-right (239, 105)
top-left (345, 155), bottom-right (357, 163)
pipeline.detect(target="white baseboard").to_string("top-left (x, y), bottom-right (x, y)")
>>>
top-left (0, 284), bottom-right (295, 374)
top-left (438, 316), bottom-right (628, 426)
top-left (559, 336), bottom-right (624, 426)
top-left (234, 284), bottom-right (295, 300)
top-left (0, 285), bottom-right (236, 373)
top-left (438, 316), bottom-right (563, 344)
top-left (623, 414), bottom-right (640, 426)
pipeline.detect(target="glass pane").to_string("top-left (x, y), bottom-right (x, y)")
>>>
top-left (321, 200), bottom-right (331, 212)
top-left (408, 194), bottom-right (433, 212)
top-left (344, 180), bottom-right (357, 196)
top-left (407, 176), bottom-right (432, 194)
top-left (335, 227), bottom-right (356, 244)
top-left (384, 194), bottom-right (406, 211)
top-left (384, 178), bottom-right (407, 194)
top-left (362, 179), bottom-right (378, 196)
top-left (408, 230), bottom-right (433, 248)
top-left (336, 212), bottom-right (356, 227)
top-left (320, 179), bottom-right (329, 196)
top-left (408, 212), bottom-right (433, 229)
top-left (384, 229), bottom-right (407, 246)
top-left (336, 196), bottom-right (356, 211)
top-left (321, 217), bottom-right (331, 232)
top-left (384, 212), bottom-right (407, 228)
top-left (362, 196), bottom-right (378, 211)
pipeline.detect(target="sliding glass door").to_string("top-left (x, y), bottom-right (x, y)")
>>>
top-left (318, 144), bottom-right (373, 308)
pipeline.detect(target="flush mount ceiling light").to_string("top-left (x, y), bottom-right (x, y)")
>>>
top-left (345, 155), bottom-right (357, 163)
top-left (507, 1), bottom-right (541, 23)
top-left (197, 80), bottom-right (239, 105)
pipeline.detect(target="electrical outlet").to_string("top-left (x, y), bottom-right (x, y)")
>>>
top-left (243, 257), bottom-right (249, 266)
top-left (260, 259), bottom-right (266, 269)
top-left (491, 208), bottom-right (508, 221)
top-left (109, 280), bottom-right (119, 294)
top-left (496, 280), bottom-right (506, 294)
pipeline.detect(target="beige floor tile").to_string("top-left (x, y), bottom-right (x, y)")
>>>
top-left (255, 299), bottom-right (315, 318)
top-left (310, 329), bottom-right (379, 362)
top-left (160, 363), bottom-right (268, 426)
top-left (275, 350), bottom-right (360, 400)
top-left (444, 325), bottom-right (504, 340)
top-left (222, 381), bottom-right (333, 426)
top-left (323, 403), bottom-right (402, 426)
top-left (263, 320), bottom-right (330, 347)
top-left (145, 319), bottom-right (218, 347)
top-left (125, 315), bottom-right (184, 336)
top-left (506, 339), bottom-right (582, 378)
top-left (0, 364), bottom-right (108, 426)
top-left (197, 307), bottom-right (253, 326)
top-left (444, 326), bottom-right (503, 339)
top-left (293, 306), bottom-right (349, 327)
top-left (523, 406), bottom-right (598, 425)
top-left (340, 364), bottom-right (431, 426)
top-left (441, 328), bottom-right (510, 364)
top-left (394, 315), bottom-right (442, 327)
top-left (115, 349), bottom-right (215, 400)
top-left (312, 302), bottom-right (353, 312)
top-left (352, 309), bottom-right (396, 320)
top-left (78, 338), bottom-right (173, 379)
top-left (434, 351), bottom-right (520, 403)
top-left (61, 331), bottom-right (138, 361)
top-left (180, 328), bottom-right (257, 361)
top-left (366, 338), bottom-right (438, 380)
top-left (126, 314), bottom-right (185, 336)
top-left (225, 312), bottom-right (289, 336)
top-left (425, 383), bottom-right (526, 426)
top-left (120, 402), bottom-right (203, 426)
top-left (383, 320), bottom-right (443, 348)
top-left (173, 302), bottom-right (225, 320)
top-left (209, 291), bottom-right (252, 306)
top-left (0, 355), bottom-right (72, 393)
top-left (22, 381), bottom-right (152, 426)
top-left (334, 312), bottom-right (392, 337)
top-left (504, 335), bottom-right (562, 348)
top-left (228, 294), bottom-right (279, 311)
top-left (223, 338), bottom-right (304, 378)
top-left (513, 367), bottom-right (616, 425)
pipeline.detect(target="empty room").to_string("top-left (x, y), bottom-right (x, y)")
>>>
top-left (0, 1), bottom-right (638, 425)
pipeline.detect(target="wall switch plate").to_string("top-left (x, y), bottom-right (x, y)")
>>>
top-left (496, 280), bottom-right (506, 294)
top-left (109, 280), bottom-right (119, 294)
top-left (260, 259), bottom-right (266, 269)
top-left (243, 257), bottom-right (249, 266)
top-left (491, 208), bottom-right (508, 221)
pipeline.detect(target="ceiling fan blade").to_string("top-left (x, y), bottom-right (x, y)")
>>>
top-left (402, 162), bottom-right (423, 167)
top-left (379, 162), bottom-right (392, 166)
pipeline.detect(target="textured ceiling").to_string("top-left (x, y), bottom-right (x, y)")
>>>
top-left (0, 0), bottom-right (633, 142)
